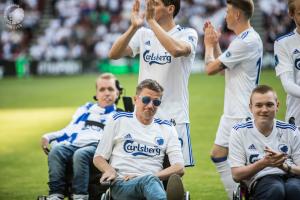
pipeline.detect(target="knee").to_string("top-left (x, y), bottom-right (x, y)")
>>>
top-left (48, 146), bottom-right (63, 161)
top-left (73, 149), bottom-right (90, 164)
top-left (286, 180), bottom-right (300, 196)
top-left (210, 145), bottom-right (228, 159)
top-left (269, 182), bottom-right (285, 198)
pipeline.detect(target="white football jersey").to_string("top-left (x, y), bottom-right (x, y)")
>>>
top-left (229, 120), bottom-right (300, 188)
top-left (43, 103), bottom-right (117, 147)
top-left (219, 27), bottom-right (263, 118)
top-left (94, 111), bottom-right (184, 178)
top-left (274, 29), bottom-right (300, 126)
top-left (129, 25), bottom-right (198, 123)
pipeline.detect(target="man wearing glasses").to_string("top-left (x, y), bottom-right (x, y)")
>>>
top-left (93, 79), bottom-right (185, 200)
top-left (108, 0), bottom-right (198, 167)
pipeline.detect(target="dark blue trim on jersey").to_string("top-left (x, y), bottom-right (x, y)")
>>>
top-left (186, 123), bottom-right (194, 166)
top-left (275, 31), bottom-right (295, 42)
top-left (113, 112), bottom-right (133, 120)
top-left (233, 121), bottom-right (253, 130)
top-left (154, 118), bottom-right (172, 126)
top-left (211, 156), bottom-right (227, 163)
top-left (85, 102), bottom-right (94, 110)
top-left (241, 31), bottom-right (249, 39)
top-left (276, 121), bottom-right (297, 131)
top-left (74, 113), bottom-right (90, 124)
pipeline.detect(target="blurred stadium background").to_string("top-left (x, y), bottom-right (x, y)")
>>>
top-left (0, 0), bottom-right (292, 199)
top-left (0, 0), bottom-right (295, 77)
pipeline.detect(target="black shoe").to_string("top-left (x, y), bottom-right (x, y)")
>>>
top-left (166, 174), bottom-right (184, 200)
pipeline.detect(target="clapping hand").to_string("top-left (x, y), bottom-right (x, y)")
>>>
top-left (131, 0), bottom-right (145, 28)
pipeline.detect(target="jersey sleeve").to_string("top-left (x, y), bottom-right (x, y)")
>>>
top-left (291, 129), bottom-right (300, 165)
top-left (228, 129), bottom-right (246, 168)
top-left (219, 39), bottom-right (250, 70)
top-left (128, 28), bottom-right (142, 57)
top-left (166, 126), bottom-right (184, 165)
top-left (274, 40), bottom-right (294, 76)
top-left (94, 115), bottom-right (118, 160)
top-left (179, 28), bottom-right (198, 55)
top-left (42, 104), bottom-right (89, 141)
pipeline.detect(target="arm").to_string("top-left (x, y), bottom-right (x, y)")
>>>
top-left (155, 163), bottom-right (184, 181)
top-left (203, 22), bottom-right (224, 75)
top-left (279, 72), bottom-right (300, 98)
top-left (232, 147), bottom-right (287, 182)
top-left (145, 0), bottom-right (191, 57)
top-left (108, 0), bottom-right (144, 59)
top-left (93, 155), bottom-right (117, 183)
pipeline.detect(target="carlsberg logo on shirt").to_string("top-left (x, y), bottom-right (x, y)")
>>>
top-left (123, 140), bottom-right (162, 157)
top-left (143, 50), bottom-right (171, 65)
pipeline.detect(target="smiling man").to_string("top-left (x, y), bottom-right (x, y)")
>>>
top-left (228, 85), bottom-right (300, 200)
top-left (93, 79), bottom-right (185, 200)
top-left (108, 0), bottom-right (198, 167)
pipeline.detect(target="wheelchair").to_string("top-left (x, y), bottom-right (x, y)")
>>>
top-left (100, 156), bottom-right (191, 200)
top-left (232, 182), bottom-right (253, 200)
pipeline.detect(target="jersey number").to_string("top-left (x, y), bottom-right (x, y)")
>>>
top-left (255, 57), bottom-right (262, 85)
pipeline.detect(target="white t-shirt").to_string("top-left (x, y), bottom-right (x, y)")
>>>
top-left (94, 111), bottom-right (184, 178)
top-left (229, 119), bottom-right (300, 188)
top-left (43, 103), bottom-right (116, 147)
top-left (274, 29), bottom-right (300, 125)
top-left (129, 25), bottom-right (198, 123)
top-left (219, 27), bottom-right (263, 118)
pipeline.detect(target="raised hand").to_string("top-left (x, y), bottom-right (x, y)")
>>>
top-left (145, 0), bottom-right (155, 21)
top-left (204, 22), bottom-right (221, 47)
top-left (131, 0), bottom-right (145, 28)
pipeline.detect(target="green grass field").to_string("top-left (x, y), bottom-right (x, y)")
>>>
top-left (0, 70), bottom-right (286, 199)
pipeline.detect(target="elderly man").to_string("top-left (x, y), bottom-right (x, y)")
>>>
top-left (229, 85), bottom-right (300, 200)
top-left (41, 73), bottom-right (120, 200)
top-left (93, 79), bottom-right (185, 200)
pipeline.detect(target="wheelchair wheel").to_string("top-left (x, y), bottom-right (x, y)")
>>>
top-left (184, 191), bottom-right (190, 200)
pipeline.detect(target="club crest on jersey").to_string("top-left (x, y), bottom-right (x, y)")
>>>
top-left (295, 58), bottom-right (300, 70)
top-left (143, 50), bottom-right (171, 65)
top-left (123, 140), bottom-right (161, 157)
top-left (278, 144), bottom-right (288, 153)
top-left (155, 137), bottom-right (164, 146)
top-left (226, 51), bottom-right (231, 57)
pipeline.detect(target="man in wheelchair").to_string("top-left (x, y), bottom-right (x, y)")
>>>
top-left (40, 73), bottom-right (120, 200)
top-left (229, 85), bottom-right (300, 200)
top-left (93, 79), bottom-right (185, 200)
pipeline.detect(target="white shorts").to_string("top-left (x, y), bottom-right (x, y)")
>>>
top-left (214, 115), bottom-right (245, 148)
top-left (175, 123), bottom-right (194, 167)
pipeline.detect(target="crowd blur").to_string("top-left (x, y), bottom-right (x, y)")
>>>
top-left (0, 0), bottom-right (295, 63)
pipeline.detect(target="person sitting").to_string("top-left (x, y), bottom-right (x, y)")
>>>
top-left (229, 85), bottom-right (300, 200)
top-left (93, 79), bottom-right (185, 200)
top-left (41, 73), bottom-right (120, 200)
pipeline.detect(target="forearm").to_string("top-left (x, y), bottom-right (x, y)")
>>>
top-left (280, 72), bottom-right (300, 98)
top-left (213, 43), bottom-right (222, 58)
top-left (108, 25), bottom-right (138, 59)
top-left (93, 155), bottom-right (114, 173)
top-left (204, 45), bottom-right (223, 75)
top-left (232, 159), bottom-right (267, 182)
top-left (147, 20), bottom-right (190, 57)
top-left (155, 163), bottom-right (184, 181)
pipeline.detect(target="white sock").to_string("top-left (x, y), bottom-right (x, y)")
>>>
top-left (212, 158), bottom-right (238, 200)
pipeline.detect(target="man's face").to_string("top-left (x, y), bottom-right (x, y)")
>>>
top-left (134, 88), bottom-right (162, 121)
top-left (95, 79), bottom-right (118, 108)
top-left (153, 0), bottom-right (172, 22)
top-left (225, 4), bottom-right (237, 31)
top-left (250, 91), bottom-right (279, 124)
